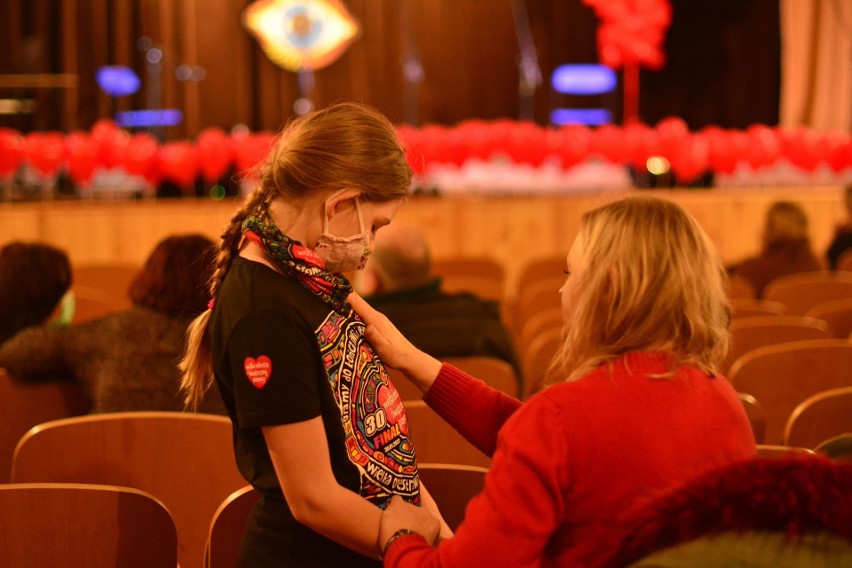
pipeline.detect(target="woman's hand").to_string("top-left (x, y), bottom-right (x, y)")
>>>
top-left (348, 293), bottom-right (442, 391)
top-left (348, 292), bottom-right (416, 369)
top-left (379, 495), bottom-right (442, 554)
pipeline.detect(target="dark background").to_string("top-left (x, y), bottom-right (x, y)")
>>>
top-left (0, 0), bottom-right (780, 136)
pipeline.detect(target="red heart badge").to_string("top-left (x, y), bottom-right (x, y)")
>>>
top-left (244, 355), bottom-right (272, 389)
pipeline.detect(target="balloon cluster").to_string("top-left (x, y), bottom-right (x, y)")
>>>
top-left (582, 0), bottom-right (672, 70)
top-left (2, 118), bottom-right (851, 191)
top-left (397, 118), bottom-right (852, 184)
top-left (0, 120), bottom-right (276, 189)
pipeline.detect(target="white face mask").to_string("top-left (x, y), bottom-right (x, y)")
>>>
top-left (314, 191), bottom-right (372, 273)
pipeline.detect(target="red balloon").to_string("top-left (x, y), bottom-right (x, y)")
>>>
top-left (591, 124), bottom-right (627, 164)
top-left (232, 131), bottom-right (275, 178)
top-left (622, 122), bottom-right (657, 168)
top-left (23, 132), bottom-right (66, 178)
top-left (158, 142), bottom-right (199, 188)
top-left (655, 116), bottom-right (689, 159)
top-left (744, 124), bottom-right (780, 170)
top-left (824, 133), bottom-right (852, 173)
top-left (91, 119), bottom-right (130, 169)
top-left (781, 128), bottom-right (822, 172)
top-left (395, 124), bottom-right (426, 175)
top-left (197, 128), bottom-right (234, 182)
top-left (65, 132), bottom-right (99, 184)
top-left (669, 133), bottom-right (709, 184)
top-left (703, 126), bottom-right (742, 174)
top-left (0, 128), bottom-right (24, 179)
top-left (557, 125), bottom-right (592, 169)
top-left (121, 133), bottom-right (160, 183)
top-left (506, 122), bottom-right (547, 166)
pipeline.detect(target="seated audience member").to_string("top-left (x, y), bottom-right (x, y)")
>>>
top-left (350, 195), bottom-right (756, 567)
top-left (0, 241), bottom-right (73, 346)
top-left (826, 183), bottom-right (852, 270)
top-left (358, 223), bottom-right (522, 383)
top-left (730, 200), bottom-right (824, 297)
top-left (0, 234), bottom-right (225, 414)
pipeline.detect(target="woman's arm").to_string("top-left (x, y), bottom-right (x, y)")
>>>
top-left (383, 397), bottom-right (572, 567)
top-left (0, 325), bottom-right (75, 380)
top-left (349, 292), bottom-right (442, 393)
top-left (419, 482), bottom-right (453, 541)
top-left (263, 416), bottom-right (442, 559)
top-left (350, 292), bottom-right (521, 456)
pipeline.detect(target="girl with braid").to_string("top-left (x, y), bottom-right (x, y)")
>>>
top-left (180, 102), bottom-right (446, 567)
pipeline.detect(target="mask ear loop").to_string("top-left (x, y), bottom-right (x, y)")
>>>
top-left (354, 198), bottom-right (366, 233)
top-left (322, 191), bottom-right (366, 234)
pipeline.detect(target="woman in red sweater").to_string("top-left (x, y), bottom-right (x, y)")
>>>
top-left (350, 195), bottom-right (757, 567)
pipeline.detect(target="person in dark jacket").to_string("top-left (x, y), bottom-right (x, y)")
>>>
top-left (359, 224), bottom-right (523, 387)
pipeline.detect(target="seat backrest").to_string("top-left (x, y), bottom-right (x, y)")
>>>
top-left (783, 386), bottom-right (852, 449)
top-left (805, 298), bottom-right (852, 338)
top-left (814, 433), bottom-right (852, 460)
top-left (737, 392), bottom-right (767, 445)
top-left (441, 356), bottom-right (520, 398)
top-left (728, 340), bottom-right (852, 444)
top-left (516, 256), bottom-right (566, 297)
top-left (755, 445), bottom-right (816, 458)
top-left (72, 285), bottom-right (128, 323)
top-left (512, 276), bottom-right (564, 338)
top-left (516, 306), bottom-right (562, 356)
top-left (418, 463), bottom-right (487, 531)
top-left (11, 411), bottom-right (245, 568)
top-left (763, 271), bottom-right (852, 315)
top-left (729, 298), bottom-right (787, 318)
top-left (404, 401), bottom-right (491, 468)
top-left (723, 315), bottom-right (831, 375)
top-left (431, 257), bottom-right (505, 303)
top-left (73, 263), bottom-right (139, 309)
top-left (0, 482), bottom-right (177, 568)
top-left (0, 368), bottom-right (90, 483)
top-left (386, 367), bottom-right (424, 401)
top-left (727, 274), bottom-right (757, 300)
top-left (837, 251), bottom-right (852, 272)
top-left (521, 327), bottom-right (562, 398)
top-left (205, 485), bottom-right (258, 568)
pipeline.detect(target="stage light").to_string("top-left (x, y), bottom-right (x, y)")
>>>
top-left (550, 109), bottom-right (612, 126)
top-left (96, 66), bottom-right (142, 97)
top-left (646, 156), bottom-right (671, 175)
top-left (551, 64), bottom-right (617, 95)
top-left (115, 109), bottom-right (184, 128)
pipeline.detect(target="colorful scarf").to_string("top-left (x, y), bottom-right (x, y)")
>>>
top-left (242, 202), bottom-right (352, 313)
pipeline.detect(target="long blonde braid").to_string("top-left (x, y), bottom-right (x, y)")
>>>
top-left (179, 185), bottom-right (270, 410)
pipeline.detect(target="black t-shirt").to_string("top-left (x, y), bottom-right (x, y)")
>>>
top-left (210, 257), bottom-right (420, 567)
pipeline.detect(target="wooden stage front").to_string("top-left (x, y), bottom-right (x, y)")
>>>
top-left (0, 185), bottom-right (845, 300)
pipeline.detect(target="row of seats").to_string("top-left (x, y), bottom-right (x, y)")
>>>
top-left (1, 364), bottom-right (849, 566)
top-left (740, 385), bottom-right (852, 448)
top-left (0, 466), bottom-right (487, 568)
top-left (0, 381), bottom-right (490, 568)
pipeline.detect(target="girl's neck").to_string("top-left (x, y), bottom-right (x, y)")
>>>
top-left (267, 196), bottom-right (323, 247)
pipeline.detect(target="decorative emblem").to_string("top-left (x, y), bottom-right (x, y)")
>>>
top-left (243, 0), bottom-right (360, 72)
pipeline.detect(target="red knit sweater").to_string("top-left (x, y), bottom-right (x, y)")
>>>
top-left (386, 352), bottom-right (756, 567)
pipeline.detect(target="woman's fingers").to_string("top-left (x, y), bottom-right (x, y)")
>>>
top-left (348, 292), bottom-right (381, 323)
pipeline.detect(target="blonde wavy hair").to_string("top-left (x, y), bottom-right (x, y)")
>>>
top-left (180, 102), bottom-right (412, 410)
top-left (545, 196), bottom-right (731, 386)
